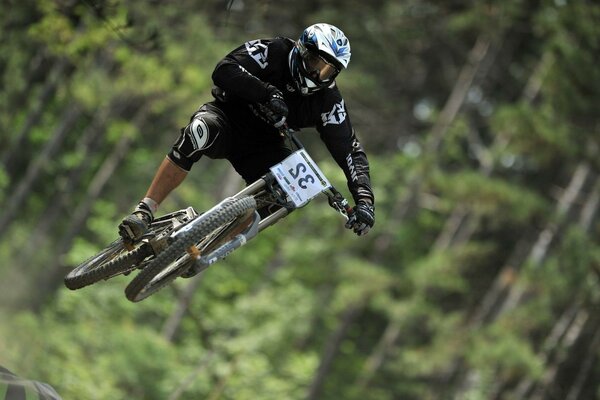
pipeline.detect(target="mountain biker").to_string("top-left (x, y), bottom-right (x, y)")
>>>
top-left (119, 23), bottom-right (375, 245)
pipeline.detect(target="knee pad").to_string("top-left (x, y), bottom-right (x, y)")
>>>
top-left (169, 110), bottom-right (224, 170)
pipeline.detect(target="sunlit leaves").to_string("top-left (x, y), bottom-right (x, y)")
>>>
top-left (430, 168), bottom-right (548, 223)
top-left (466, 323), bottom-right (544, 383)
top-left (1, 0), bottom-right (600, 399)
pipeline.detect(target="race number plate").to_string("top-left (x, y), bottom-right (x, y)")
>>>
top-left (270, 149), bottom-right (332, 207)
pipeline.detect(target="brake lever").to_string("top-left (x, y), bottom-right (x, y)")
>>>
top-left (326, 191), bottom-right (354, 221)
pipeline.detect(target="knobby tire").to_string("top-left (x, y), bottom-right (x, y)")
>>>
top-left (125, 196), bottom-right (256, 302)
top-left (64, 240), bottom-right (152, 290)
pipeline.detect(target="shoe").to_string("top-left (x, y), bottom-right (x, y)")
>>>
top-left (119, 203), bottom-right (153, 243)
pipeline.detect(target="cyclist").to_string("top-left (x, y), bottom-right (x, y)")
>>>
top-left (119, 23), bottom-right (375, 244)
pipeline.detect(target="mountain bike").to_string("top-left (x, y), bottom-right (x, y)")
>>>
top-left (64, 127), bottom-right (355, 302)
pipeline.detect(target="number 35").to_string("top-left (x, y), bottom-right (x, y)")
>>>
top-left (289, 163), bottom-right (315, 189)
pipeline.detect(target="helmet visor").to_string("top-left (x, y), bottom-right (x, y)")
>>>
top-left (301, 51), bottom-right (339, 84)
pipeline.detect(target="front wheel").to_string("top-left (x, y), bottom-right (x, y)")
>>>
top-left (125, 196), bottom-right (256, 302)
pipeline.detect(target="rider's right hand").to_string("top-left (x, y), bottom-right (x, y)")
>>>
top-left (263, 85), bottom-right (288, 128)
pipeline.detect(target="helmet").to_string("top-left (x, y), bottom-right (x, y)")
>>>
top-left (289, 23), bottom-right (351, 95)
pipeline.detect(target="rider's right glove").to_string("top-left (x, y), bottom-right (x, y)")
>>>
top-left (261, 85), bottom-right (289, 128)
top-left (346, 200), bottom-right (375, 236)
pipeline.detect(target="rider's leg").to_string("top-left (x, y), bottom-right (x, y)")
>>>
top-left (118, 157), bottom-right (188, 242)
top-left (228, 138), bottom-right (293, 218)
top-left (145, 157), bottom-right (188, 205)
top-left (228, 138), bottom-right (292, 183)
top-left (119, 103), bottom-right (231, 242)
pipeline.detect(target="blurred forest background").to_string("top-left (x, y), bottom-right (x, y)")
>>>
top-left (1, 0), bottom-right (599, 399)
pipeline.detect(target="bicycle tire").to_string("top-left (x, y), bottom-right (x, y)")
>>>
top-left (125, 196), bottom-right (256, 302)
top-left (63, 210), bottom-right (189, 290)
top-left (64, 242), bottom-right (152, 290)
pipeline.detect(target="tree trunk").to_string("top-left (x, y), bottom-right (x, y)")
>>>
top-left (405, 36), bottom-right (492, 221)
top-left (528, 310), bottom-right (590, 400)
top-left (511, 173), bottom-right (600, 398)
top-left (427, 50), bottom-right (555, 395)
top-left (161, 166), bottom-right (242, 342)
top-left (305, 303), bottom-right (362, 400)
top-left (452, 164), bottom-right (597, 399)
top-left (577, 175), bottom-right (600, 231)
top-left (1, 58), bottom-right (71, 176)
top-left (27, 107), bottom-right (148, 310)
top-left (354, 34), bottom-right (494, 392)
top-left (449, 163), bottom-right (592, 398)
top-left (23, 104), bottom-right (112, 257)
top-left (355, 317), bottom-right (402, 390)
top-left (512, 303), bottom-right (583, 397)
top-left (167, 352), bottom-right (215, 400)
top-left (496, 163), bottom-right (590, 316)
top-left (565, 321), bottom-right (600, 400)
top-left (433, 49), bottom-right (551, 254)
top-left (0, 104), bottom-right (82, 240)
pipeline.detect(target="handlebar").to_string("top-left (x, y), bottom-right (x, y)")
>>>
top-left (326, 187), bottom-right (355, 221)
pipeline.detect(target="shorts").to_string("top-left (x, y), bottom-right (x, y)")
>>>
top-left (168, 102), bottom-right (293, 184)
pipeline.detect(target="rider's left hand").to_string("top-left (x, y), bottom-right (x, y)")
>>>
top-left (346, 199), bottom-right (375, 236)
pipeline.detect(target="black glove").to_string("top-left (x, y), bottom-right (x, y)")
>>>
top-left (260, 85), bottom-right (288, 128)
top-left (345, 200), bottom-right (375, 236)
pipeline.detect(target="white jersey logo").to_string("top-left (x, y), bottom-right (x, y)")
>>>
top-left (245, 40), bottom-right (269, 69)
top-left (321, 100), bottom-right (347, 126)
top-left (189, 118), bottom-right (209, 150)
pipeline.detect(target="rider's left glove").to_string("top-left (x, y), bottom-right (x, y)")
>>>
top-left (346, 200), bottom-right (375, 236)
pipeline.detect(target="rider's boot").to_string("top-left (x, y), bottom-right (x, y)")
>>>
top-left (118, 201), bottom-right (154, 243)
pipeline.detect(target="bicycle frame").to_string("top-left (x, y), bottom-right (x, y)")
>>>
top-left (236, 127), bottom-right (353, 232)
top-left (180, 127), bottom-right (354, 272)
top-left (66, 128), bottom-right (356, 300)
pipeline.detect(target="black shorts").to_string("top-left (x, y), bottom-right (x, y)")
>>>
top-left (168, 102), bottom-right (292, 184)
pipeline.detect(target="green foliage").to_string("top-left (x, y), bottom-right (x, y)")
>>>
top-left (0, 286), bottom-right (178, 400)
top-left (1, 0), bottom-right (599, 399)
top-left (430, 168), bottom-right (548, 224)
top-left (466, 323), bottom-right (544, 383)
top-left (536, 0), bottom-right (600, 125)
top-left (492, 102), bottom-right (579, 167)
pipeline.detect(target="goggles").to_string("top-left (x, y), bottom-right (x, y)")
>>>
top-left (300, 50), bottom-right (340, 84)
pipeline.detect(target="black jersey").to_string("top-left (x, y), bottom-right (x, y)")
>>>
top-left (169, 38), bottom-right (374, 202)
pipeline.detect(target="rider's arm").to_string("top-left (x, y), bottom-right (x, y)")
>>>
top-left (212, 39), bottom-right (287, 103)
top-left (324, 127), bottom-right (374, 205)
top-left (212, 61), bottom-right (272, 102)
top-left (316, 92), bottom-right (374, 205)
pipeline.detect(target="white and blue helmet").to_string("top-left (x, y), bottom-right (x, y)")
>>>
top-left (289, 23), bottom-right (351, 95)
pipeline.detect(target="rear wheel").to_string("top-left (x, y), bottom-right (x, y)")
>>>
top-left (125, 196), bottom-right (256, 302)
top-left (64, 215), bottom-right (184, 290)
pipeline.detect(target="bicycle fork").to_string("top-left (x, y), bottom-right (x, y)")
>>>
top-left (187, 209), bottom-right (261, 273)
